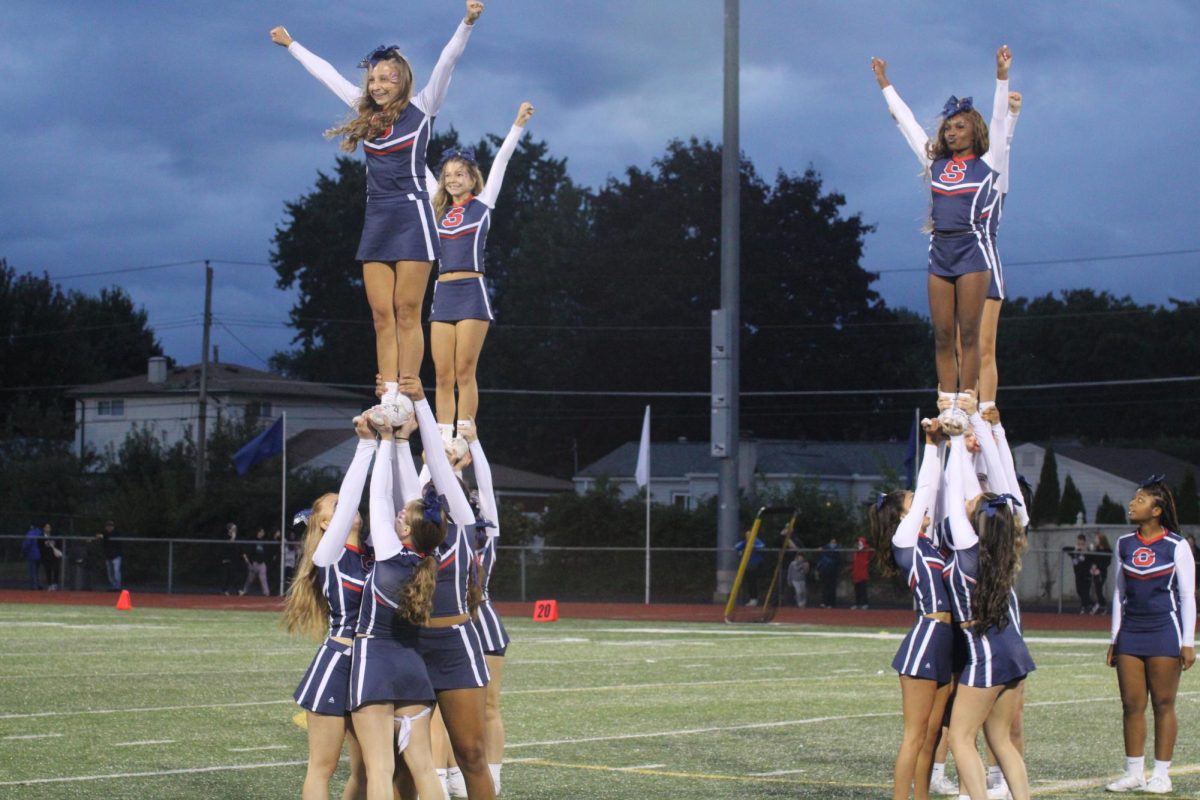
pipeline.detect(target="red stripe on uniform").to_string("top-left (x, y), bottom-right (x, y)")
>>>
top-left (342, 581), bottom-right (363, 593)
top-left (438, 553), bottom-right (457, 571)
top-left (366, 140), bottom-right (415, 155)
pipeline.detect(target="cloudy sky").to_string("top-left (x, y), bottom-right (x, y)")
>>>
top-left (3, 0), bottom-right (1197, 373)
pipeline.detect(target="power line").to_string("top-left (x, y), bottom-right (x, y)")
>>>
top-left (869, 247), bottom-right (1200, 275)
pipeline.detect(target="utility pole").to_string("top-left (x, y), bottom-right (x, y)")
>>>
top-left (713, 0), bottom-right (740, 602)
top-left (195, 261), bottom-right (213, 493)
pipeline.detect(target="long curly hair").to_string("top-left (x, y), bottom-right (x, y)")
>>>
top-left (326, 55), bottom-right (414, 153)
top-left (868, 491), bottom-right (908, 578)
top-left (396, 497), bottom-right (448, 626)
top-left (1138, 481), bottom-right (1180, 533)
top-left (283, 493), bottom-right (338, 639)
top-left (432, 156), bottom-right (485, 220)
top-left (927, 107), bottom-right (989, 161)
top-left (969, 493), bottom-right (1020, 632)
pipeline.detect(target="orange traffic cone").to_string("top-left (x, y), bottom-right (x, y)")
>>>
top-left (115, 590), bottom-right (132, 611)
top-left (532, 599), bottom-right (558, 623)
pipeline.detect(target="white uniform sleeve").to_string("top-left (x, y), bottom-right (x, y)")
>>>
top-left (893, 443), bottom-right (941, 549)
top-left (1111, 561), bottom-right (1125, 643)
top-left (370, 439), bottom-right (403, 561)
top-left (414, 399), bottom-right (476, 526)
top-left (394, 440), bottom-right (422, 505)
top-left (478, 124), bottom-right (523, 209)
top-left (990, 422), bottom-right (1029, 528)
top-left (981, 78), bottom-right (1010, 170)
top-left (946, 436), bottom-right (978, 550)
top-left (468, 439), bottom-right (500, 538)
top-left (313, 438), bottom-right (377, 567)
top-left (1177, 539), bottom-right (1197, 648)
top-left (287, 42), bottom-right (362, 108)
top-left (411, 21), bottom-right (474, 116)
top-left (970, 414), bottom-right (1009, 494)
top-left (996, 109), bottom-right (1020, 194)
top-left (880, 85), bottom-right (932, 168)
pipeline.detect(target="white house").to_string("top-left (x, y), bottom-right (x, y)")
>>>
top-left (69, 357), bottom-right (367, 460)
top-left (1012, 443), bottom-right (1198, 523)
top-left (574, 438), bottom-right (913, 509)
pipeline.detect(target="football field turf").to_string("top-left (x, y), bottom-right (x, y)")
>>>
top-left (1, 603), bottom-right (1197, 798)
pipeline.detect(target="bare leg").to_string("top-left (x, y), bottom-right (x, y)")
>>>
top-left (438, 687), bottom-right (494, 800)
top-left (364, 262), bottom-right (400, 383)
top-left (396, 703), bottom-right (442, 800)
top-left (1146, 656), bottom-right (1183, 760)
top-left (1116, 654), bottom-right (1149, 758)
top-left (948, 684), bottom-right (1004, 800)
top-left (953, 271), bottom-right (991, 395)
top-left (982, 682), bottom-right (1029, 800)
top-left (484, 655), bottom-right (506, 765)
top-left (350, 702), bottom-right (398, 800)
top-left (915, 681), bottom-right (953, 800)
top-left (303, 712), bottom-right (346, 800)
top-left (928, 274), bottom-right (960, 391)
top-left (342, 722), bottom-right (366, 800)
top-left (453, 320), bottom-right (491, 422)
top-left (393, 261), bottom-right (433, 378)
top-left (978, 298), bottom-right (1002, 403)
top-left (895, 676), bottom-right (939, 800)
top-left (430, 322), bottom-right (458, 423)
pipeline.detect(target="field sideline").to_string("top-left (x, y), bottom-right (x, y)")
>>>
top-left (0, 595), bottom-right (1195, 799)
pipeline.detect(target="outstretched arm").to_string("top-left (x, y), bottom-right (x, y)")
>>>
top-left (465, 431), bottom-right (500, 537)
top-left (272, 26), bottom-right (361, 108)
top-left (945, 435), bottom-right (978, 550)
top-left (983, 45), bottom-right (1011, 170)
top-left (997, 92), bottom-right (1022, 194)
top-left (478, 102), bottom-right (534, 209)
top-left (893, 440), bottom-right (942, 549)
top-left (871, 57), bottom-right (931, 167)
top-left (392, 415), bottom-right (422, 506)
top-left (411, 1), bottom-right (484, 116)
top-left (313, 418), bottom-right (377, 567)
top-left (399, 377), bottom-right (476, 526)
top-left (370, 439), bottom-right (403, 561)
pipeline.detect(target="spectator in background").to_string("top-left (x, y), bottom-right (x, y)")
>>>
top-left (239, 526), bottom-right (271, 596)
top-left (283, 529), bottom-right (299, 592)
top-left (851, 536), bottom-right (872, 609)
top-left (817, 537), bottom-right (842, 608)
top-left (1090, 532), bottom-right (1113, 615)
top-left (269, 528), bottom-right (283, 596)
top-left (734, 530), bottom-right (766, 607)
top-left (40, 524), bottom-right (62, 591)
top-left (1064, 533), bottom-right (1091, 613)
top-left (96, 520), bottom-right (123, 591)
top-left (21, 524), bottom-right (43, 590)
top-left (787, 552), bottom-right (809, 608)
top-left (220, 523), bottom-right (240, 595)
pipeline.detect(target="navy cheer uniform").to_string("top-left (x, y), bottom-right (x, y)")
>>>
top-left (468, 438), bottom-right (509, 656)
top-left (880, 80), bottom-right (1011, 279)
top-left (1112, 530), bottom-right (1197, 658)
top-left (287, 21), bottom-right (475, 262)
top-left (294, 545), bottom-right (370, 715)
top-left (428, 122), bottom-right (525, 324)
top-left (985, 108), bottom-right (1020, 301)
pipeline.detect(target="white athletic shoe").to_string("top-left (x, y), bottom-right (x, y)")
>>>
top-left (986, 778), bottom-right (1012, 800)
top-left (446, 767), bottom-right (468, 798)
top-left (1143, 774), bottom-right (1172, 794)
top-left (1105, 773), bottom-right (1146, 792)
top-left (929, 774), bottom-right (959, 795)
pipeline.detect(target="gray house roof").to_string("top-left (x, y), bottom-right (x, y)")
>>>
top-left (1041, 445), bottom-right (1197, 486)
top-left (578, 439), bottom-right (912, 479)
top-left (68, 362), bottom-right (364, 402)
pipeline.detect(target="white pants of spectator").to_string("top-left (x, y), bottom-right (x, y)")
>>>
top-left (241, 562), bottom-right (269, 596)
top-left (106, 556), bottom-right (122, 590)
top-left (790, 579), bottom-right (807, 608)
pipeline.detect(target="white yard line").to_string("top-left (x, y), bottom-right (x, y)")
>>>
top-left (113, 740), bottom-right (175, 747)
top-left (0, 760), bottom-right (308, 787)
top-left (0, 699), bottom-right (291, 720)
top-left (2, 733), bottom-right (63, 740)
top-left (228, 745), bottom-right (290, 752)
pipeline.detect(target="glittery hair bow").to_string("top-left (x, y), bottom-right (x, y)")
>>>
top-left (437, 146), bottom-right (477, 172)
top-left (421, 482), bottom-right (448, 526)
top-left (1139, 474), bottom-right (1167, 488)
top-left (983, 493), bottom-right (1022, 517)
top-left (941, 95), bottom-right (974, 119)
top-left (358, 44), bottom-right (407, 69)
top-left (291, 508), bottom-right (312, 527)
top-left (874, 493), bottom-right (889, 511)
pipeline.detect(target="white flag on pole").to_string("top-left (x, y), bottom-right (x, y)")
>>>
top-left (634, 405), bottom-right (650, 488)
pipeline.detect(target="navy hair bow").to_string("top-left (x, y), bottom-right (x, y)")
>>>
top-left (874, 493), bottom-right (889, 511)
top-left (436, 146), bottom-right (477, 172)
top-left (292, 508), bottom-right (312, 527)
top-left (984, 493), bottom-right (1023, 517)
top-left (1140, 474), bottom-right (1167, 488)
top-left (358, 44), bottom-right (407, 69)
top-left (421, 483), bottom-right (448, 526)
top-left (942, 95), bottom-right (974, 119)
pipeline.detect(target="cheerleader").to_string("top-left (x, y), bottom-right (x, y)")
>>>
top-left (1105, 477), bottom-right (1196, 794)
top-left (270, 0), bottom-right (485, 412)
top-left (870, 420), bottom-right (953, 800)
top-left (429, 102), bottom-right (535, 443)
top-left (284, 416), bottom-right (376, 800)
top-left (397, 375), bottom-right (495, 800)
top-left (871, 47), bottom-right (1011, 429)
top-left (942, 430), bottom-right (1034, 800)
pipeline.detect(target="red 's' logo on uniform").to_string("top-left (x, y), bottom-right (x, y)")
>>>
top-left (443, 206), bottom-right (465, 227)
top-left (939, 161), bottom-right (967, 184)
top-left (1132, 547), bottom-right (1156, 568)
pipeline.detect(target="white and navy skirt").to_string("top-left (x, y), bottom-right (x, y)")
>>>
top-left (416, 620), bottom-right (491, 691)
top-left (928, 230), bottom-right (994, 279)
top-left (892, 616), bottom-right (954, 684)
top-left (357, 195), bottom-right (440, 263)
top-left (295, 638), bottom-right (353, 716)
top-left (429, 275), bottom-right (494, 323)
top-left (349, 635), bottom-right (436, 710)
top-left (958, 621), bottom-right (1036, 688)
top-left (1115, 615), bottom-right (1184, 659)
top-left (472, 600), bottom-right (510, 657)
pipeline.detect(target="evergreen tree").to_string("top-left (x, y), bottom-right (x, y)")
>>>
top-left (1177, 468), bottom-right (1199, 525)
top-left (1096, 494), bottom-right (1127, 525)
top-left (1031, 448), bottom-right (1061, 527)
top-left (1057, 475), bottom-right (1085, 525)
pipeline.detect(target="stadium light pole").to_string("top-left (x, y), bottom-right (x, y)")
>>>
top-left (712, 0), bottom-right (740, 602)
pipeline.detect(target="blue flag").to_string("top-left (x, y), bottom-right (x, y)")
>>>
top-left (232, 417), bottom-right (284, 476)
